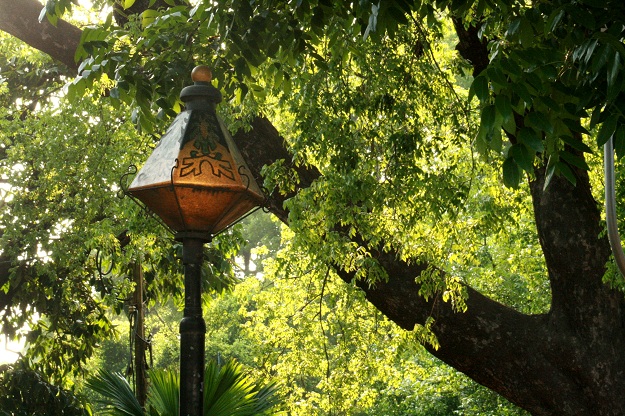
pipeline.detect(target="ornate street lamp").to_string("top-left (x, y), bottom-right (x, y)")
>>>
top-left (126, 66), bottom-right (264, 416)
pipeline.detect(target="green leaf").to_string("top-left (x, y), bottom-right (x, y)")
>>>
top-left (509, 143), bottom-right (534, 172)
top-left (561, 118), bottom-right (590, 135)
top-left (526, 111), bottom-right (553, 135)
top-left (142, 9), bottom-right (159, 27)
top-left (559, 151), bottom-right (590, 171)
top-left (510, 82), bottom-right (532, 106)
top-left (38, 6), bottom-right (48, 23)
top-left (517, 127), bottom-right (544, 153)
top-left (569, 5), bottom-right (596, 30)
top-left (475, 126), bottom-right (489, 154)
top-left (487, 66), bottom-right (508, 88)
top-left (518, 17), bottom-right (534, 46)
top-left (607, 51), bottom-right (622, 102)
top-left (148, 370), bottom-right (179, 415)
top-left (499, 57), bottom-right (522, 78)
top-left (547, 8), bottom-right (565, 32)
top-left (591, 43), bottom-right (610, 73)
top-left (42, 0), bottom-right (59, 26)
top-left (480, 105), bottom-right (497, 132)
top-left (490, 128), bottom-right (503, 152)
top-left (525, 71), bottom-right (543, 91)
top-left (502, 157), bottom-right (521, 188)
top-left (234, 57), bottom-right (252, 80)
top-left (596, 113), bottom-right (619, 146)
top-left (543, 159), bottom-right (556, 190)
top-left (556, 161), bottom-right (576, 185)
top-left (537, 96), bottom-right (560, 112)
top-left (595, 32), bottom-right (625, 60)
top-left (86, 371), bottom-right (144, 416)
top-left (469, 74), bottom-right (489, 103)
top-left (495, 94), bottom-right (513, 124)
top-left (560, 135), bottom-right (592, 153)
top-left (506, 17), bottom-right (521, 40)
top-left (110, 87), bottom-right (120, 99)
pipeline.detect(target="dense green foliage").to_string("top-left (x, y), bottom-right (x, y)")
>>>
top-left (198, 267), bottom-right (527, 415)
top-left (0, 28), bottom-right (247, 382)
top-left (42, 0), bottom-right (557, 319)
top-left (80, 211), bottom-right (527, 414)
top-left (0, 363), bottom-right (88, 415)
top-left (3, 0), bottom-right (625, 413)
top-left (56, 0), bottom-right (625, 187)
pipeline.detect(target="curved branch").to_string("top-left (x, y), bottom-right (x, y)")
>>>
top-left (0, 0), bottom-right (81, 71)
top-left (233, 116), bottom-right (567, 413)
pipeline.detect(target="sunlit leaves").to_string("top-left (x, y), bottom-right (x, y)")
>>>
top-left (236, 266), bottom-right (429, 414)
top-left (459, 0), bottom-right (625, 187)
top-left (39, 0), bottom-right (75, 25)
top-left (5, 0), bottom-right (616, 390)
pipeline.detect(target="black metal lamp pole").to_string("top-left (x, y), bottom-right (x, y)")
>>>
top-left (177, 232), bottom-right (211, 416)
top-left (125, 65), bottom-right (265, 416)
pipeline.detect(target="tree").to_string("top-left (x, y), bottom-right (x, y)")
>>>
top-left (84, 246), bottom-right (529, 415)
top-left (2, 1), bottom-right (625, 415)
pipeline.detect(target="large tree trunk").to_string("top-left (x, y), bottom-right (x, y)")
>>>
top-left (3, 4), bottom-right (625, 415)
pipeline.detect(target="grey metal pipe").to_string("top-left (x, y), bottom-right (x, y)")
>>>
top-left (604, 137), bottom-right (625, 276)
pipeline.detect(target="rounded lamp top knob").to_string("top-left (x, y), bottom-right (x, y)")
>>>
top-left (191, 65), bottom-right (212, 83)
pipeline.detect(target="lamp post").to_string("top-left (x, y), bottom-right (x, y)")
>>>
top-left (126, 66), bottom-right (264, 416)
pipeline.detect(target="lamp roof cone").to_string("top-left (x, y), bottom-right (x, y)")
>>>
top-left (127, 66), bottom-right (264, 235)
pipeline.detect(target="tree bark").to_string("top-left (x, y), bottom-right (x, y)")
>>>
top-left (0, 0), bottom-right (81, 71)
top-left (3, 5), bottom-right (625, 415)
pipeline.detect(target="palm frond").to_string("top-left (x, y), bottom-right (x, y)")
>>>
top-left (147, 369), bottom-right (179, 416)
top-left (252, 381), bottom-right (282, 415)
top-left (86, 360), bottom-right (280, 416)
top-left (86, 370), bottom-right (145, 416)
top-left (204, 359), bottom-right (281, 416)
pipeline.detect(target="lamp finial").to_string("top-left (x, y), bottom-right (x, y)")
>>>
top-left (191, 66), bottom-right (212, 83)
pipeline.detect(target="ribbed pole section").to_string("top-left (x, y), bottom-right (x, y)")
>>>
top-left (178, 233), bottom-right (210, 416)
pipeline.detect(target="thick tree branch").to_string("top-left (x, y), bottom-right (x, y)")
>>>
top-left (530, 159), bottom-right (624, 332)
top-left (450, 18), bottom-right (625, 413)
top-left (234, 116), bottom-right (319, 222)
top-left (451, 14), bottom-right (625, 337)
top-left (0, 0), bottom-right (81, 71)
top-left (452, 18), bottom-right (489, 76)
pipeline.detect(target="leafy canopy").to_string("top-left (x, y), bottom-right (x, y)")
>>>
top-left (0, 30), bottom-right (246, 382)
top-left (5, 0), bottom-right (623, 392)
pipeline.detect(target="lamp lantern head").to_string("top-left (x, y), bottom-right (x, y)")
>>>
top-left (127, 66), bottom-right (264, 235)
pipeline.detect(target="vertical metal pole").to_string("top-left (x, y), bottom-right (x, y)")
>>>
top-left (132, 261), bottom-right (148, 408)
top-left (178, 234), bottom-right (210, 416)
top-left (604, 137), bottom-right (625, 276)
